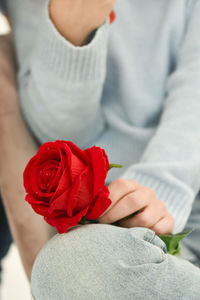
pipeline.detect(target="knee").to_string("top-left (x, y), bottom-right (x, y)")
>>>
top-left (31, 224), bottom-right (167, 300)
top-left (31, 224), bottom-right (123, 300)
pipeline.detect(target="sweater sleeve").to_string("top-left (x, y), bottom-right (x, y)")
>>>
top-left (19, 0), bottom-right (110, 148)
top-left (120, 1), bottom-right (200, 234)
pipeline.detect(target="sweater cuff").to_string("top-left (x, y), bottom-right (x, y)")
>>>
top-left (120, 170), bottom-right (194, 234)
top-left (32, 0), bottom-right (110, 82)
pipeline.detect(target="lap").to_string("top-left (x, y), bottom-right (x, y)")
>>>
top-left (31, 223), bottom-right (200, 300)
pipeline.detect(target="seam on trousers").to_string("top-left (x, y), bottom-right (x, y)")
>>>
top-left (143, 229), bottom-right (155, 243)
top-left (143, 229), bottom-right (167, 260)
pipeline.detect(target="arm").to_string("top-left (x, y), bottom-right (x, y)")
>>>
top-left (118, 1), bottom-right (200, 234)
top-left (19, 0), bottom-right (115, 147)
top-left (0, 35), bottom-right (52, 280)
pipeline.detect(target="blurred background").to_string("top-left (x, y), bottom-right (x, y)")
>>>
top-left (0, 12), bottom-right (30, 300)
top-left (1, 245), bottom-right (30, 299)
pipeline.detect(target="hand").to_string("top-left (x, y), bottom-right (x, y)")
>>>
top-left (49, 0), bottom-right (116, 46)
top-left (98, 179), bottom-right (175, 235)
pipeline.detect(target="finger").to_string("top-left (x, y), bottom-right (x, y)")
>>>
top-left (99, 179), bottom-right (140, 218)
top-left (99, 187), bottom-right (151, 224)
top-left (117, 199), bottom-right (167, 228)
top-left (150, 213), bottom-right (175, 235)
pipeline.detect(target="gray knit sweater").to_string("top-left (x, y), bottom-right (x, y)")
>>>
top-left (6, 0), bottom-right (200, 233)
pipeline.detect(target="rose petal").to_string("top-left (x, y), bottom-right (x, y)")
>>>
top-left (48, 188), bottom-right (71, 216)
top-left (26, 194), bottom-right (50, 216)
top-left (85, 186), bottom-right (111, 220)
top-left (24, 141), bottom-right (64, 195)
top-left (70, 153), bottom-right (86, 181)
top-left (37, 142), bottom-right (60, 159)
top-left (58, 142), bottom-right (73, 184)
top-left (23, 155), bottom-right (38, 194)
top-left (84, 146), bottom-right (109, 198)
top-left (24, 156), bottom-right (57, 200)
top-left (45, 206), bottom-right (89, 234)
top-left (31, 204), bottom-right (49, 217)
top-left (60, 141), bottom-right (88, 183)
top-left (68, 167), bottom-right (93, 216)
top-left (63, 141), bottom-right (88, 164)
top-left (51, 167), bottom-right (72, 202)
top-left (39, 162), bottom-right (59, 191)
top-left (25, 194), bottom-right (50, 206)
top-left (48, 162), bottom-right (62, 192)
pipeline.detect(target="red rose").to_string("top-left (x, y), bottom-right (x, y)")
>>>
top-left (23, 141), bottom-right (111, 233)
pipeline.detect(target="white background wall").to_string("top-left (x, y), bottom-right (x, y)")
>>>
top-left (1, 245), bottom-right (31, 300)
top-left (0, 12), bottom-right (9, 33)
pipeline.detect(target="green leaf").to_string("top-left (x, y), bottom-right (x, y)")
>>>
top-left (120, 212), bottom-right (138, 221)
top-left (158, 230), bottom-right (193, 255)
top-left (109, 164), bottom-right (123, 170)
top-left (79, 216), bottom-right (87, 225)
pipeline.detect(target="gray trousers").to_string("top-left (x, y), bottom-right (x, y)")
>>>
top-left (31, 193), bottom-right (200, 300)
